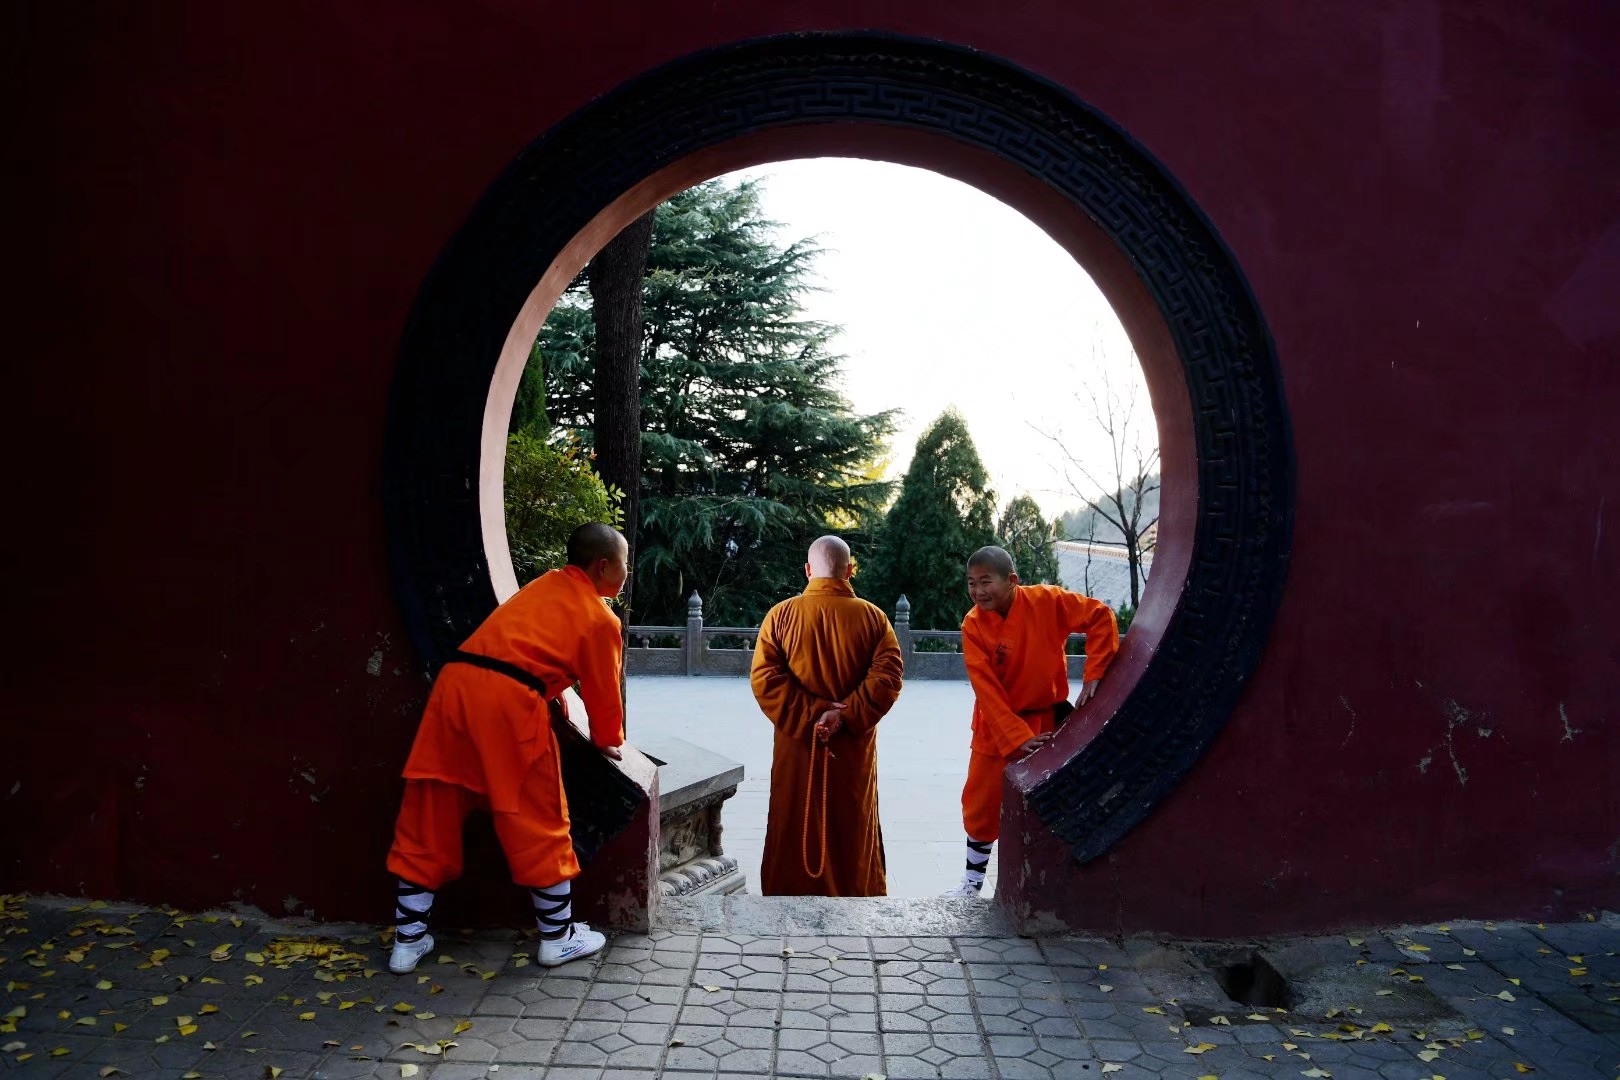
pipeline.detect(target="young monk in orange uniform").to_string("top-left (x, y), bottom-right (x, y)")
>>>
top-left (384, 523), bottom-right (629, 973)
top-left (943, 545), bottom-right (1119, 897)
top-left (752, 535), bottom-right (904, 896)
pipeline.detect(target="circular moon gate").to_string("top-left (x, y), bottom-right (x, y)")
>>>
top-left (383, 33), bottom-right (1293, 865)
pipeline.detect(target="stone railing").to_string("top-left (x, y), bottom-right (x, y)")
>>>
top-left (627, 592), bottom-right (1093, 680)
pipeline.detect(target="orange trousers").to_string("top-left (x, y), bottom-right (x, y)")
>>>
top-left (386, 774), bottom-right (579, 891)
top-left (961, 750), bottom-right (1013, 842)
top-left (962, 709), bottom-right (1060, 842)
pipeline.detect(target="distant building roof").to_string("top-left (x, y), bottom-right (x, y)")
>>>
top-left (1052, 541), bottom-right (1151, 611)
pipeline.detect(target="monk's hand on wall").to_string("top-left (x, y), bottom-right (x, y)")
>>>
top-left (1074, 679), bottom-right (1102, 708)
top-left (814, 703), bottom-right (846, 743)
top-left (1017, 732), bottom-right (1054, 759)
top-left (599, 743), bottom-right (623, 760)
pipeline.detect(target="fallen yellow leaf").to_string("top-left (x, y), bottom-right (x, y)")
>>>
top-left (454, 1019), bottom-right (473, 1035)
top-left (267, 1068), bottom-right (285, 1079)
top-left (209, 944), bottom-right (232, 961)
top-left (393, 1002), bottom-right (415, 1014)
top-left (1184, 1042), bottom-right (1216, 1054)
top-left (178, 1024), bottom-right (198, 1037)
top-left (1142, 1005), bottom-right (1165, 1015)
top-left (1209, 1015), bottom-right (1230, 1025)
top-left (1418, 1050), bottom-right (1441, 1062)
top-left (1246, 1013), bottom-right (1269, 1021)
top-left (1513, 1065), bottom-right (1535, 1074)
top-left (150, 996), bottom-right (168, 1006)
top-left (415, 1011), bottom-right (436, 1020)
top-left (338, 1001), bottom-right (357, 1011)
top-left (1100, 1067), bottom-right (1123, 1075)
top-left (99, 1068), bottom-right (122, 1077)
top-left (199, 1004), bottom-right (219, 1015)
top-left (299, 1012), bottom-right (316, 1021)
top-left (1570, 967), bottom-right (1588, 976)
top-left (51, 1047), bottom-right (71, 1057)
top-left (74, 1017), bottom-right (96, 1027)
top-left (1497, 990), bottom-right (1516, 1002)
top-left (400, 1067), bottom-right (418, 1078)
top-left (95, 980), bottom-right (113, 990)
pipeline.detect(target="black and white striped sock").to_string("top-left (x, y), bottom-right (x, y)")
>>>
top-left (531, 881), bottom-right (573, 941)
top-left (395, 880), bottom-right (434, 944)
top-left (963, 838), bottom-right (992, 891)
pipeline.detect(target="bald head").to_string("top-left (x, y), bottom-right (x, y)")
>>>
top-left (967, 545), bottom-right (1016, 578)
top-left (806, 535), bottom-right (852, 579)
top-left (567, 522), bottom-right (627, 568)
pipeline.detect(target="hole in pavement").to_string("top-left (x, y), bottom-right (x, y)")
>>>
top-left (1213, 952), bottom-right (1293, 1009)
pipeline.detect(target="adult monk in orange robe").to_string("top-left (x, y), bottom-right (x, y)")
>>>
top-left (751, 535), bottom-right (904, 896)
top-left (384, 522), bottom-right (628, 973)
top-left (943, 544), bottom-right (1119, 897)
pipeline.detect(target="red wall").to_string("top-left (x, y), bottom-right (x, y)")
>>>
top-left (7, 2), bottom-right (1619, 933)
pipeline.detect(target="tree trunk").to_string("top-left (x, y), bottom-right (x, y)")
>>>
top-left (587, 210), bottom-right (655, 623)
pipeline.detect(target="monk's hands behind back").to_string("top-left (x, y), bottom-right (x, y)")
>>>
top-left (814, 703), bottom-right (846, 743)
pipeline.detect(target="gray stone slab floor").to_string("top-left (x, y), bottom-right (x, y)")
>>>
top-left (3, 893), bottom-right (1618, 1079)
top-left (625, 676), bottom-right (998, 898)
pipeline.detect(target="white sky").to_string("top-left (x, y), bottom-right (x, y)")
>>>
top-left (723, 158), bottom-right (1154, 519)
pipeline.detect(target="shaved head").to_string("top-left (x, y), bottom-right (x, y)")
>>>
top-left (566, 522), bottom-right (627, 568)
top-left (967, 545), bottom-right (1016, 578)
top-left (806, 535), bottom-right (852, 579)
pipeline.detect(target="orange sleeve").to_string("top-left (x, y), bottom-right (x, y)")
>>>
top-left (1056, 590), bottom-right (1119, 684)
top-left (838, 610), bottom-right (904, 736)
top-left (575, 612), bottom-right (625, 748)
top-left (962, 617), bottom-right (1035, 757)
top-left (750, 605), bottom-right (832, 740)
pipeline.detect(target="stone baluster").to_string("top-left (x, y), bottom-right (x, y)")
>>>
top-left (684, 591), bottom-right (704, 676)
top-left (894, 594), bottom-right (913, 666)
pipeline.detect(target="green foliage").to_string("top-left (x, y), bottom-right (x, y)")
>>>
top-left (527, 179), bottom-right (894, 625)
top-left (997, 494), bottom-right (1061, 586)
top-left (863, 410), bottom-right (999, 630)
top-left (1115, 603), bottom-right (1137, 635)
top-left (504, 431), bottom-right (621, 585)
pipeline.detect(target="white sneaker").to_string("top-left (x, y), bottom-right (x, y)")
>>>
top-left (940, 880), bottom-right (983, 899)
top-left (389, 932), bottom-right (435, 974)
top-left (537, 923), bottom-right (606, 968)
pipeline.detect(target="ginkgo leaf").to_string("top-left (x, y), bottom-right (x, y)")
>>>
top-left (1568, 955), bottom-right (1583, 963)
top-left (1376, 989), bottom-right (1394, 996)
top-left (454, 1020), bottom-right (473, 1035)
top-left (199, 1004), bottom-right (219, 1015)
top-left (414, 1012), bottom-right (436, 1021)
top-left (1497, 990), bottom-right (1516, 1002)
top-left (1465, 1029), bottom-right (1485, 1040)
top-left (178, 1024), bottom-right (198, 1037)
top-left (95, 980), bottom-right (113, 990)
top-left (1283, 1042), bottom-right (1299, 1051)
top-left (1, 1042), bottom-right (23, 1053)
top-left (669, 1038), bottom-right (685, 1047)
top-left (99, 1068), bottom-right (122, 1077)
top-left (209, 944), bottom-right (232, 961)
top-left (1347, 937), bottom-right (1364, 946)
top-left (50, 1047), bottom-right (71, 1057)
top-left (1370, 1022), bottom-right (1393, 1034)
top-left (1446, 963), bottom-right (1466, 970)
top-left (1142, 1006), bottom-right (1165, 1015)
top-left (1418, 1050), bottom-right (1441, 1062)
top-left (338, 1001), bottom-right (356, 1011)
top-left (1302, 1070), bottom-right (1333, 1078)
top-left (74, 1017), bottom-right (96, 1026)
top-left (1463, 947), bottom-right (1477, 956)
top-left (399, 1067), bottom-right (418, 1078)
top-left (1099, 985), bottom-right (1114, 993)
top-left (392, 1002), bottom-right (415, 1014)
top-left (1209, 1015), bottom-right (1230, 1025)
top-left (267, 1068), bottom-right (285, 1080)
top-left (1513, 1064), bottom-right (1534, 1073)
top-left (1246, 1013), bottom-right (1269, 1021)
top-left (702, 985), bottom-right (721, 993)
top-left (150, 996), bottom-right (168, 1006)
top-left (1100, 1067), bottom-right (1122, 1075)
top-left (299, 1012), bottom-right (316, 1021)
top-left (1183, 1042), bottom-right (1216, 1054)
top-left (1569, 967), bottom-right (1588, 976)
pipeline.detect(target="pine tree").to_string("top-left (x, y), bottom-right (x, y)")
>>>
top-left (997, 494), bottom-right (1061, 586)
top-left (520, 179), bottom-right (894, 625)
top-left (864, 411), bottom-right (998, 630)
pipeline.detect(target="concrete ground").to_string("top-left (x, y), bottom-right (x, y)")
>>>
top-left (2, 893), bottom-right (1617, 1079)
top-left (625, 676), bottom-right (997, 898)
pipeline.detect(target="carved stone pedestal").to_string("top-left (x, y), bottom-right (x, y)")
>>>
top-left (633, 733), bottom-right (746, 898)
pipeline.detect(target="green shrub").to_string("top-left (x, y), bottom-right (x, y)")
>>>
top-left (505, 431), bottom-right (621, 585)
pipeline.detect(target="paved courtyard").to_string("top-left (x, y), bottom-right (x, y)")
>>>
top-left (626, 676), bottom-right (997, 898)
top-left (2, 893), bottom-right (1618, 1079)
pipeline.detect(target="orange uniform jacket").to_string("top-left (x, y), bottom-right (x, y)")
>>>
top-left (402, 565), bottom-right (625, 813)
top-left (751, 578), bottom-right (904, 897)
top-left (962, 584), bottom-right (1119, 759)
